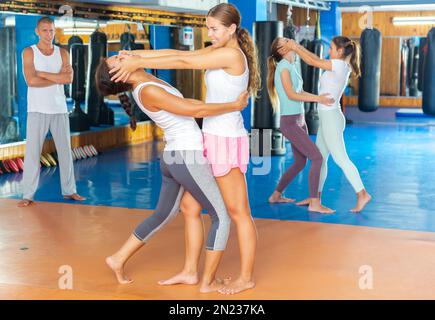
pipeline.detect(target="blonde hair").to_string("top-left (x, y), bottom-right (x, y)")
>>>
top-left (266, 38), bottom-right (283, 113)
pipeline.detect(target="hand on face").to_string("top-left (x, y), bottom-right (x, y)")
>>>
top-left (277, 38), bottom-right (296, 56)
top-left (109, 54), bottom-right (142, 83)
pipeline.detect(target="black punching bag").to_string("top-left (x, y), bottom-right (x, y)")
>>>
top-left (69, 44), bottom-right (90, 132)
top-left (418, 37), bottom-right (427, 92)
top-left (65, 35), bottom-right (83, 99)
top-left (86, 31), bottom-right (114, 126)
top-left (423, 28), bottom-right (435, 116)
top-left (305, 39), bottom-right (323, 135)
top-left (299, 39), bottom-right (312, 120)
top-left (252, 21), bottom-right (285, 156)
top-left (358, 28), bottom-right (382, 112)
top-left (409, 42), bottom-right (419, 97)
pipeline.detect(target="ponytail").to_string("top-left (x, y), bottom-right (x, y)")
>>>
top-left (349, 40), bottom-right (361, 78)
top-left (118, 93), bottom-right (137, 131)
top-left (332, 36), bottom-right (361, 78)
top-left (236, 27), bottom-right (261, 99)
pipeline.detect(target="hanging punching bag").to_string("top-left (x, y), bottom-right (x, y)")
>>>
top-left (69, 44), bottom-right (90, 132)
top-left (400, 42), bottom-right (408, 96)
top-left (418, 37), bottom-right (427, 92)
top-left (86, 30), bottom-right (114, 126)
top-left (252, 21), bottom-right (285, 156)
top-left (305, 39), bottom-right (323, 135)
top-left (65, 35), bottom-right (83, 99)
top-left (358, 28), bottom-right (382, 112)
top-left (423, 28), bottom-right (435, 116)
top-left (299, 39), bottom-right (313, 123)
top-left (409, 42), bottom-right (419, 97)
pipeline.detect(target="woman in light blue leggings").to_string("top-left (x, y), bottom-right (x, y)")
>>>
top-left (279, 36), bottom-right (372, 212)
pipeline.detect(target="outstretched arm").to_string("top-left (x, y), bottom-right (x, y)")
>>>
top-left (279, 39), bottom-right (332, 71)
top-left (140, 85), bottom-right (249, 118)
top-left (111, 47), bottom-right (241, 82)
top-left (120, 45), bottom-right (214, 59)
top-left (280, 69), bottom-right (334, 105)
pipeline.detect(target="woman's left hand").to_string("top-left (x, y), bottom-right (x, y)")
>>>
top-left (109, 55), bottom-right (142, 83)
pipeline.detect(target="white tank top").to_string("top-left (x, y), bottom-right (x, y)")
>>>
top-left (132, 81), bottom-right (203, 151)
top-left (203, 49), bottom-right (249, 137)
top-left (26, 45), bottom-right (68, 114)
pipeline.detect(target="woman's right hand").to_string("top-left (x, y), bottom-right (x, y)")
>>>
top-left (319, 93), bottom-right (335, 106)
top-left (235, 91), bottom-right (250, 111)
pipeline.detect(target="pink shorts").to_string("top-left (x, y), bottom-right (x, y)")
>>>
top-left (203, 133), bottom-right (249, 177)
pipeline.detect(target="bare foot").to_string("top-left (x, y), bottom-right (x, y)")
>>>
top-left (199, 277), bottom-right (231, 293)
top-left (351, 191), bottom-right (372, 213)
top-left (18, 199), bottom-right (34, 207)
top-left (218, 277), bottom-right (255, 295)
top-left (309, 203), bottom-right (335, 214)
top-left (157, 271), bottom-right (199, 286)
top-left (64, 193), bottom-right (86, 201)
top-left (268, 191), bottom-right (295, 204)
top-left (105, 256), bottom-right (133, 284)
top-left (295, 198), bottom-right (310, 206)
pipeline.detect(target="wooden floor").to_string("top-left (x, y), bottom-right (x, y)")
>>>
top-left (1, 198), bottom-right (435, 300)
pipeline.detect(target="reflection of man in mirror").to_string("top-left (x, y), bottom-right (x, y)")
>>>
top-left (18, 16), bottom-right (85, 207)
top-left (0, 115), bottom-right (19, 144)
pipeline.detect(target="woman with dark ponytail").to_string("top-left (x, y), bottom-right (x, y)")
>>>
top-left (266, 37), bottom-right (335, 213)
top-left (108, 3), bottom-right (259, 295)
top-left (279, 36), bottom-right (371, 213)
top-left (96, 54), bottom-right (249, 293)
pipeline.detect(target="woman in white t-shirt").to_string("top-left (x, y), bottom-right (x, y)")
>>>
top-left (279, 36), bottom-right (372, 213)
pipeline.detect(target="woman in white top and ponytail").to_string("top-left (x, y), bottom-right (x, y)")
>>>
top-left (108, 3), bottom-right (260, 295)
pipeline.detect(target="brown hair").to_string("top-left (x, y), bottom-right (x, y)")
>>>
top-left (332, 36), bottom-right (361, 78)
top-left (266, 38), bottom-right (284, 113)
top-left (207, 3), bottom-right (261, 99)
top-left (37, 16), bottom-right (54, 27)
top-left (95, 59), bottom-right (137, 130)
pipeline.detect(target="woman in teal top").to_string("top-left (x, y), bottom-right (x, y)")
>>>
top-left (267, 37), bottom-right (335, 213)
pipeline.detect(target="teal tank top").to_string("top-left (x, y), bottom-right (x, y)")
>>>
top-left (274, 58), bottom-right (304, 116)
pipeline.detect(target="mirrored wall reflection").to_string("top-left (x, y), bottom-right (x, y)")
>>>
top-left (0, 25), bottom-right (19, 144)
top-left (400, 37), bottom-right (424, 97)
top-left (0, 12), bottom-right (208, 145)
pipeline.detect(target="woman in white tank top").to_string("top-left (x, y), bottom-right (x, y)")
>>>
top-left (108, 4), bottom-right (259, 295)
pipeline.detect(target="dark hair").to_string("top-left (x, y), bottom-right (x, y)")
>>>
top-left (37, 16), bottom-right (54, 27)
top-left (332, 36), bottom-right (361, 78)
top-left (267, 38), bottom-right (284, 113)
top-left (95, 58), bottom-right (137, 130)
top-left (207, 3), bottom-right (261, 99)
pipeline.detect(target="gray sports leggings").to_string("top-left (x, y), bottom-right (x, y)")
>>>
top-left (276, 114), bottom-right (323, 198)
top-left (134, 150), bottom-right (231, 251)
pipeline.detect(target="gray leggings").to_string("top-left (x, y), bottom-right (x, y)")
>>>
top-left (134, 150), bottom-right (231, 251)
